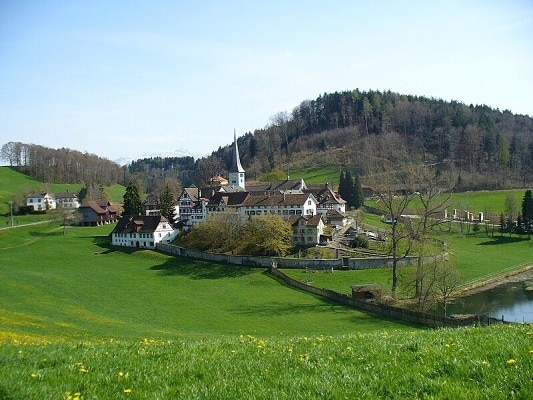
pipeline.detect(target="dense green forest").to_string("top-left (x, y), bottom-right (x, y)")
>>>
top-left (3, 90), bottom-right (532, 194)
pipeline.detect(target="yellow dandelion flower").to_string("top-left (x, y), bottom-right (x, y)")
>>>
top-left (118, 371), bottom-right (124, 377)
top-left (507, 359), bottom-right (517, 365)
top-left (124, 388), bottom-right (132, 394)
top-left (31, 373), bottom-right (38, 378)
top-left (481, 360), bottom-right (489, 365)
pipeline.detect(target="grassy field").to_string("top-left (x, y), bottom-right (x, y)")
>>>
top-left (1, 324), bottom-right (531, 399)
top-left (283, 222), bottom-right (533, 297)
top-left (0, 166), bottom-right (125, 216)
top-left (0, 224), bottom-right (412, 343)
top-left (1, 213), bottom-right (532, 398)
top-left (366, 188), bottom-right (531, 217)
top-left (289, 166), bottom-right (341, 186)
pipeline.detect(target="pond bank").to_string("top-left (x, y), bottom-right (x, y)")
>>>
top-left (455, 265), bottom-right (533, 298)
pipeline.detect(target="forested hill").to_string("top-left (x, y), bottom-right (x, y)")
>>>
top-left (210, 90), bottom-right (533, 190)
top-left (2, 90), bottom-right (532, 193)
top-left (0, 142), bottom-right (122, 186)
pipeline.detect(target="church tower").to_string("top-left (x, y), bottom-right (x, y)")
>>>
top-left (228, 130), bottom-right (245, 189)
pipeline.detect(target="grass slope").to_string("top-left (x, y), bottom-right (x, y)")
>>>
top-left (0, 166), bottom-right (125, 215)
top-left (1, 325), bottom-right (531, 399)
top-left (284, 228), bottom-right (533, 296)
top-left (0, 224), bottom-right (412, 342)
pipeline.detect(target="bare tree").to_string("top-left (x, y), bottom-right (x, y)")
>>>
top-left (196, 156), bottom-right (227, 187)
top-left (371, 163), bottom-right (416, 295)
top-left (411, 165), bottom-right (453, 305)
top-left (409, 256), bottom-right (461, 316)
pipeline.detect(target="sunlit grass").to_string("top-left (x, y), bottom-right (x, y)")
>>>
top-left (0, 225), bottom-right (412, 342)
top-left (1, 325), bottom-right (531, 399)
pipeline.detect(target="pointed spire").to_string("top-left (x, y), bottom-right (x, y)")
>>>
top-left (228, 130), bottom-right (245, 189)
top-left (230, 129), bottom-right (245, 173)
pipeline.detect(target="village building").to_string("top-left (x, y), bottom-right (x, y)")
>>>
top-left (239, 192), bottom-right (318, 218)
top-left (55, 191), bottom-right (80, 208)
top-left (246, 179), bottom-right (307, 195)
top-left (175, 133), bottom-right (347, 247)
top-left (177, 186), bottom-right (209, 228)
top-left (206, 191), bottom-right (251, 214)
top-left (26, 192), bottom-right (56, 211)
top-left (78, 200), bottom-right (119, 226)
top-left (110, 215), bottom-right (177, 248)
top-left (288, 214), bottom-right (325, 246)
top-left (304, 183), bottom-right (347, 225)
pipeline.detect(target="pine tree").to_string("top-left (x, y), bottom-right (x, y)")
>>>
top-left (338, 169), bottom-right (364, 209)
top-left (351, 171), bottom-right (364, 209)
top-left (345, 170), bottom-right (355, 208)
top-left (123, 181), bottom-right (142, 216)
top-left (338, 170), bottom-right (348, 205)
top-left (521, 189), bottom-right (533, 239)
top-left (160, 184), bottom-right (176, 223)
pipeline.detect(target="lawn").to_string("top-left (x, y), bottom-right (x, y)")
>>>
top-left (0, 224), bottom-right (413, 343)
top-left (0, 166), bottom-right (125, 217)
top-left (283, 223), bottom-right (533, 296)
top-left (0, 325), bottom-right (530, 399)
top-left (289, 166), bottom-right (341, 186)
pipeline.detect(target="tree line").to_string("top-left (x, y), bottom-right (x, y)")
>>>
top-left (499, 189), bottom-right (533, 238)
top-left (205, 90), bottom-right (533, 191)
top-left (3, 89), bottom-right (532, 198)
top-left (1, 142), bottom-right (122, 186)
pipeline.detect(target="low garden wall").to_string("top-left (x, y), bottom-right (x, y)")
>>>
top-left (156, 243), bottom-right (418, 270)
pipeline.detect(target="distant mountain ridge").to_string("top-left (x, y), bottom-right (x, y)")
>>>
top-left (114, 148), bottom-right (201, 166)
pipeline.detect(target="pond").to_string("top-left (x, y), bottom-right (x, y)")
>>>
top-left (442, 280), bottom-right (533, 323)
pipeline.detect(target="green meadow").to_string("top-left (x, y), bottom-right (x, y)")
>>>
top-left (1, 168), bottom-right (532, 398)
top-left (1, 213), bottom-right (532, 399)
top-left (0, 166), bottom-right (125, 207)
top-left (284, 226), bottom-right (533, 295)
top-left (0, 224), bottom-right (411, 343)
top-left (289, 166), bottom-right (341, 186)
top-left (1, 325), bottom-right (531, 399)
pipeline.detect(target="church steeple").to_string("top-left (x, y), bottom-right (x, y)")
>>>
top-left (228, 130), bottom-right (245, 189)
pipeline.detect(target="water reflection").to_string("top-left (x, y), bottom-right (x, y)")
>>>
top-left (442, 281), bottom-right (533, 323)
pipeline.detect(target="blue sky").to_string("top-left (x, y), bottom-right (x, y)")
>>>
top-left (1, 0), bottom-right (532, 162)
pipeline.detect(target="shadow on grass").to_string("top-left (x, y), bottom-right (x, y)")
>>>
top-left (150, 257), bottom-right (255, 280)
top-left (477, 236), bottom-right (530, 245)
top-left (90, 236), bottom-right (255, 279)
top-left (29, 230), bottom-right (63, 237)
top-left (230, 302), bottom-right (346, 317)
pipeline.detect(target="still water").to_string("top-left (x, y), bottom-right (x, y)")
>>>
top-left (445, 280), bottom-right (533, 323)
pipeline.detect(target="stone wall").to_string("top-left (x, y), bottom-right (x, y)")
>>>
top-left (156, 243), bottom-right (419, 270)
